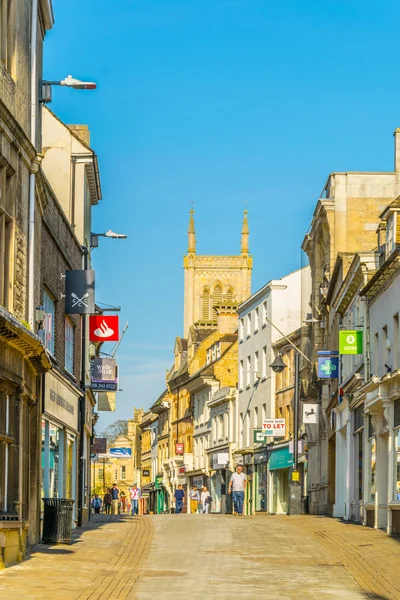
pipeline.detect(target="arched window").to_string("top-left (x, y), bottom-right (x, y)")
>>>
top-left (212, 284), bottom-right (222, 318)
top-left (202, 288), bottom-right (210, 320)
top-left (226, 287), bottom-right (234, 302)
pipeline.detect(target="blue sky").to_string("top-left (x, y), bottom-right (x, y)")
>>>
top-left (45, 0), bottom-right (400, 429)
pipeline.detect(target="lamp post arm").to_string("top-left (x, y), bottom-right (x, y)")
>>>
top-left (265, 317), bottom-right (312, 365)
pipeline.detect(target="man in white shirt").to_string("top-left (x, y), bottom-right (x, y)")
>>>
top-left (228, 465), bottom-right (247, 516)
top-left (130, 484), bottom-right (141, 515)
top-left (189, 486), bottom-right (200, 514)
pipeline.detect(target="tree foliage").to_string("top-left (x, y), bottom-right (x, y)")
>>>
top-left (100, 420), bottom-right (128, 444)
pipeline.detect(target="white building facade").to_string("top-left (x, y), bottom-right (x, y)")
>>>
top-left (236, 267), bottom-right (311, 514)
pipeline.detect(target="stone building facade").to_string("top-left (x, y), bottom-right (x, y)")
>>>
top-left (302, 130), bottom-right (400, 516)
top-left (0, 0), bottom-right (54, 567)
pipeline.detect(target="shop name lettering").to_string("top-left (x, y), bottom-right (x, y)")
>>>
top-left (50, 389), bottom-right (75, 415)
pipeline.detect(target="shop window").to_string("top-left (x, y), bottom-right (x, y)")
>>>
top-left (394, 399), bottom-right (400, 428)
top-left (395, 428), bottom-right (400, 501)
top-left (0, 389), bottom-right (19, 514)
top-left (65, 318), bottom-right (75, 374)
top-left (368, 435), bottom-right (376, 502)
top-left (43, 290), bottom-right (56, 355)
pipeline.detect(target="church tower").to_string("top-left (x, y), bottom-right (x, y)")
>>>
top-left (183, 210), bottom-right (252, 337)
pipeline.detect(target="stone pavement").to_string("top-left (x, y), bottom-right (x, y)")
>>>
top-left (1, 513), bottom-right (400, 600)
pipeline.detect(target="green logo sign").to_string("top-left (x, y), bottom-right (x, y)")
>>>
top-left (339, 330), bottom-right (363, 355)
top-left (254, 429), bottom-right (267, 444)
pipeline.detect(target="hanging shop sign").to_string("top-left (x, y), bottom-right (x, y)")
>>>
top-left (110, 447), bottom-right (132, 458)
top-left (262, 419), bottom-right (286, 437)
top-left (91, 358), bottom-right (118, 391)
top-left (317, 356), bottom-right (339, 378)
top-left (89, 315), bottom-right (119, 342)
top-left (303, 403), bottom-right (318, 424)
top-left (91, 437), bottom-right (107, 454)
top-left (339, 330), bottom-right (363, 355)
top-left (175, 443), bottom-right (184, 455)
top-left (254, 429), bottom-right (267, 444)
top-left (97, 392), bottom-right (116, 411)
top-left (65, 270), bottom-right (95, 314)
top-left (179, 466), bottom-right (186, 474)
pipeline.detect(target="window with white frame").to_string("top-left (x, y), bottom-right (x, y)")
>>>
top-left (246, 313), bottom-right (251, 337)
top-left (43, 291), bottom-right (55, 355)
top-left (254, 351), bottom-right (259, 380)
top-left (246, 355), bottom-right (251, 386)
top-left (254, 406), bottom-right (259, 429)
top-left (239, 360), bottom-right (244, 389)
top-left (255, 307), bottom-right (259, 331)
top-left (239, 413), bottom-right (243, 447)
top-left (216, 342), bottom-right (221, 359)
top-left (262, 346), bottom-right (267, 378)
top-left (386, 213), bottom-right (396, 258)
top-left (239, 318), bottom-right (244, 341)
top-left (65, 318), bottom-right (74, 374)
top-left (262, 301), bottom-right (268, 325)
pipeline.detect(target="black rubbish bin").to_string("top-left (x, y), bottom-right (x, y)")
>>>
top-left (42, 498), bottom-right (75, 544)
top-left (301, 495), bottom-right (309, 514)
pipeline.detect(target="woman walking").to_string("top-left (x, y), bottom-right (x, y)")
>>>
top-left (103, 488), bottom-right (112, 514)
top-left (201, 486), bottom-right (212, 514)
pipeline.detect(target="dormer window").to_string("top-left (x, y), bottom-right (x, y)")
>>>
top-left (386, 213), bottom-right (396, 258)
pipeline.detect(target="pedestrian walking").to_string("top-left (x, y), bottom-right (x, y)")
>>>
top-left (189, 485), bottom-right (200, 514)
top-left (103, 488), bottom-right (112, 514)
top-left (130, 483), bottom-right (141, 515)
top-left (120, 491), bottom-right (127, 512)
top-left (91, 494), bottom-right (102, 514)
top-left (228, 464), bottom-right (247, 516)
top-left (201, 486), bottom-right (212, 514)
top-left (174, 485), bottom-right (185, 514)
top-left (110, 483), bottom-right (120, 515)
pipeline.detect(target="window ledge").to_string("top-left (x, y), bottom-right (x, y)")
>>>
top-left (254, 328), bottom-right (259, 334)
top-left (246, 385), bottom-right (251, 390)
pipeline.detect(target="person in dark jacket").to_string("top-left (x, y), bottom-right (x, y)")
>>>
top-left (174, 485), bottom-right (185, 513)
top-left (103, 489), bottom-right (112, 514)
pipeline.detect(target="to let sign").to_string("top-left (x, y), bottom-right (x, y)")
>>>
top-left (262, 418), bottom-right (286, 437)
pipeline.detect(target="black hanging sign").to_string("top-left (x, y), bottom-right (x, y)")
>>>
top-left (65, 270), bottom-right (95, 314)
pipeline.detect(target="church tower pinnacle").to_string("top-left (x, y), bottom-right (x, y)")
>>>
top-left (241, 209), bottom-right (249, 255)
top-left (188, 209), bottom-right (196, 254)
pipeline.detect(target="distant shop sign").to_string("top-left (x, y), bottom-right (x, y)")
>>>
top-left (193, 476), bottom-right (204, 488)
top-left (254, 429), bottom-right (267, 444)
top-left (175, 443), bottom-right (184, 455)
top-left (262, 419), bottom-right (286, 437)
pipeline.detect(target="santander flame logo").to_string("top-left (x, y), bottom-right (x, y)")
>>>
top-left (94, 319), bottom-right (115, 339)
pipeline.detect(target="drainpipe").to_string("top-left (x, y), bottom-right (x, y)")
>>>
top-left (28, 0), bottom-right (38, 328)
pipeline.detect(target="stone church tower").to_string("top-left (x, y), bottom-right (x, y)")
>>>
top-left (183, 210), bottom-right (252, 337)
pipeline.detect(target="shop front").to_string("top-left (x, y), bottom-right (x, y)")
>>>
top-left (210, 452), bottom-right (232, 514)
top-left (155, 475), bottom-right (169, 514)
top-left (41, 370), bottom-right (81, 526)
top-left (268, 445), bottom-right (292, 515)
top-left (254, 449), bottom-right (268, 512)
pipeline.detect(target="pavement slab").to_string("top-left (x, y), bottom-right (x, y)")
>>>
top-left (0, 514), bottom-right (400, 600)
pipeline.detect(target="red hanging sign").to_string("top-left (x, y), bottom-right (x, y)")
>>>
top-left (89, 315), bottom-right (119, 342)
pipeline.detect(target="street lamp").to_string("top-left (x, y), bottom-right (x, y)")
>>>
top-left (270, 345), bottom-right (310, 516)
top-left (40, 75), bottom-right (97, 104)
top-left (90, 230), bottom-right (128, 248)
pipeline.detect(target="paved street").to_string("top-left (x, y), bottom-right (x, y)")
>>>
top-left (1, 514), bottom-right (400, 600)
